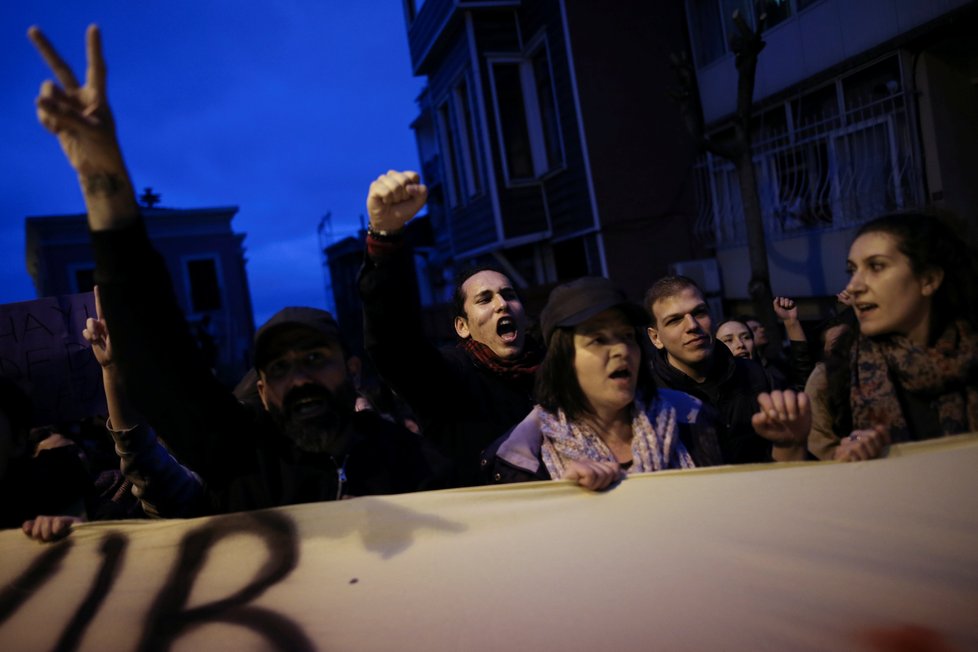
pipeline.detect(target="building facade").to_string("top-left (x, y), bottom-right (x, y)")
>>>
top-left (326, 0), bottom-right (977, 337)
top-left (686, 0), bottom-right (978, 313)
top-left (400, 0), bottom-right (708, 315)
top-left (25, 205), bottom-right (256, 387)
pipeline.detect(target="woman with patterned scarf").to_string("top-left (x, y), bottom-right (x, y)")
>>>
top-left (807, 212), bottom-right (978, 461)
top-left (484, 277), bottom-right (726, 490)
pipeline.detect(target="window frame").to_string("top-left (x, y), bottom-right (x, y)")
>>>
top-left (487, 34), bottom-right (565, 187)
top-left (436, 99), bottom-right (462, 208)
top-left (67, 263), bottom-right (96, 294)
top-left (451, 75), bottom-right (484, 199)
top-left (181, 254), bottom-right (225, 315)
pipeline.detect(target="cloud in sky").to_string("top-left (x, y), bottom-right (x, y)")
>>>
top-left (0, 0), bottom-right (424, 322)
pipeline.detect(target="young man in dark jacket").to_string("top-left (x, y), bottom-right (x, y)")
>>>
top-left (644, 276), bottom-right (809, 463)
top-left (28, 26), bottom-right (446, 513)
top-left (359, 171), bottom-right (542, 487)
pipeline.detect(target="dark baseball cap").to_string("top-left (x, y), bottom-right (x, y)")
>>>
top-left (540, 277), bottom-right (650, 345)
top-left (253, 307), bottom-right (344, 370)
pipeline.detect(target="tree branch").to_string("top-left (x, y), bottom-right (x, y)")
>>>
top-left (730, 10), bottom-right (766, 139)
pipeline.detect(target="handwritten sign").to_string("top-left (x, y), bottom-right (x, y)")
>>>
top-left (0, 435), bottom-right (976, 651)
top-left (0, 293), bottom-right (105, 426)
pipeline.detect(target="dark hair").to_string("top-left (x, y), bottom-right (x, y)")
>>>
top-left (854, 211), bottom-right (978, 330)
top-left (819, 308), bottom-right (855, 332)
top-left (824, 211), bottom-right (978, 437)
top-left (820, 307), bottom-right (860, 434)
top-left (644, 275), bottom-right (703, 327)
top-left (535, 329), bottom-right (588, 419)
top-left (816, 308), bottom-right (858, 354)
top-left (823, 327), bottom-right (857, 437)
top-left (535, 322), bottom-right (654, 421)
top-left (451, 264), bottom-right (515, 320)
top-left (715, 318), bottom-right (752, 336)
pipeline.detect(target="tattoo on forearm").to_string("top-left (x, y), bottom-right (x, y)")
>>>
top-left (83, 173), bottom-right (128, 197)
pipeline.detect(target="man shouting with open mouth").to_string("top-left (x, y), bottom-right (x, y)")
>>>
top-left (359, 170), bottom-right (543, 487)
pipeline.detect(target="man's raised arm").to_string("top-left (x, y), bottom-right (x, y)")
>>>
top-left (28, 24), bottom-right (138, 229)
top-left (359, 171), bottom-right (460, 434)
top-left (28, 25), bottom-right (251, 483)
top-left (365, 169), bottom-right (428, 239)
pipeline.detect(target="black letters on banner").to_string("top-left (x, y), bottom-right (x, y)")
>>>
top-left (0, 539), bottom-right (74, 625)
top-left (54, 534), bottom-right (128, 652)
top-left (139, 511), bottom-right (312, 652)
top-left (0, 513), bottom-right (310, 651)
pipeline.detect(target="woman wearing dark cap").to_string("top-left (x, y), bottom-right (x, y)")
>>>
top-left (484, 277), bottom-right (724, 490)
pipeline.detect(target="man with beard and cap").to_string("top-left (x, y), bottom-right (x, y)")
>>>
top-left (359, 170), bottom-right (543, 487)
top-left (27, 25), bottom-right (447, 514)
top-left (644, 276), bottom-right (810, 463)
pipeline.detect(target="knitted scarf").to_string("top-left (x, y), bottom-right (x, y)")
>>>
top-left (459, 337), bottom-right (541, 384)
top-left (850, 320), bottom-right (978, 441)
top-left (539, 394), bottom-right (695, 479)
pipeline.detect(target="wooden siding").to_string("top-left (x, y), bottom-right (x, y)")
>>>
top-left (424, 29), bottom-right (499, 255)
top-left (407, 0), bottom-right (456, 73)
top-left (513, 0), bottom-right (593, 237)
top-left (448, 195), bottom-right (497, 254)
top-left (409, 0), bottom-right (523, 74)
top-left (424, 24), bottom-right (471, 100)
top-left (472, 10), bottom-right (521, 53)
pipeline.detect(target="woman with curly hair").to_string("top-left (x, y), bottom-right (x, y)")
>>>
top-left (807, 212), bottom-right (978, 461)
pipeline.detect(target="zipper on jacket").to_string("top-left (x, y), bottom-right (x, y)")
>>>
top-left (333, 454), bottom-right (349, 500)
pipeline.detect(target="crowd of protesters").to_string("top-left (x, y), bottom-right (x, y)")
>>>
top-left (3, 25), bottom-right (977, 542)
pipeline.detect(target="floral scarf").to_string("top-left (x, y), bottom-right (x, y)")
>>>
top-left (850, 320), bottom-right (978, 441)
top-left (539, 394), bottom-right (695, 479)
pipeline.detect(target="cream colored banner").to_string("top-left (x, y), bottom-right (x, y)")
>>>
top-left (2, 435), bottom-right (977, 651)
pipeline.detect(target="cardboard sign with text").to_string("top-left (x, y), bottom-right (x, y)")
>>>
top-left (0, 293), bottom-right (105, 426)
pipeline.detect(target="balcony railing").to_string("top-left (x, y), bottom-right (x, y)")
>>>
top-left (693, 89), bottom-right (923, 247)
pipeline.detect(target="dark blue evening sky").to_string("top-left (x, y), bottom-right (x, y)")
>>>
top-left (1, 1), bottom-right (423, 325)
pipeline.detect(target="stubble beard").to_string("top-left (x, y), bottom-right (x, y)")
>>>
top-left (267, 381), bottom-right (357, 455)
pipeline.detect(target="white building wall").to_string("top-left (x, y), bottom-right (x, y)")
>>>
top-left (715, 226), bottom-right (858, 300)
top-left (696, 0), bottom-right (974, 123)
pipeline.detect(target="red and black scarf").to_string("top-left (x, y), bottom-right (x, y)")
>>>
top-left (459, 338), bottom-right (541, 386)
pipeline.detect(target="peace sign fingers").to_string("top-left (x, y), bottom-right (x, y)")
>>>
top-left (94, 283), bottom-right (104, 322)
top-left (84, 25), bottom-right (107, 98)
top-left (28, 25), bottom-right (82, 91)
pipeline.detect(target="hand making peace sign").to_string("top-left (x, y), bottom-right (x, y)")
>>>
top-left (28, 25), bottom-right (128, 177)
top-left (28, 25), bottom-right (138, 228)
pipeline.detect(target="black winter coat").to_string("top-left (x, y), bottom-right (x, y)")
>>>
top-left (648, 344), bottom-right (773, 464)
top-left (358, 244), bottom-right (537, 487)
top-left (92, 223), bottom-right (446, 513)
